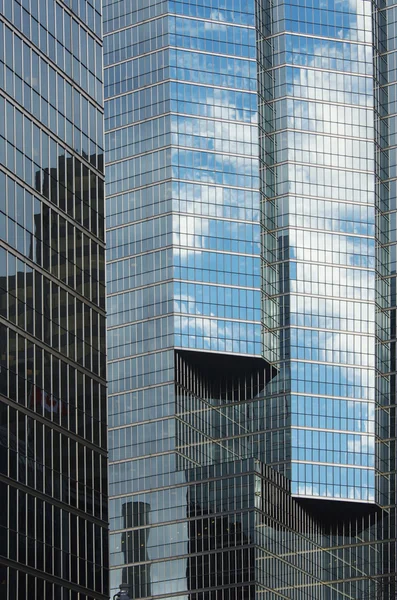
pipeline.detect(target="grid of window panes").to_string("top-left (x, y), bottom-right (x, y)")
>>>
top-left (109, 456), bottom-right (387, 599)
top-left (109, 346), bottom-right (389, 598)
top-left (104, 2), bottom-right (176, 597)
top-left (0, 1), bottom-right (108, 599)
top-left (262, 0), bottom-right (380, 502)
top-left (169, 0), bottom-right (262, 355)
top-left (105, 4), bottom-right (262, 358)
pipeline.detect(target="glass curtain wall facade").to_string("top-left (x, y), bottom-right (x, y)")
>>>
top-left (0, 1), bottom-right (108, 599)
top-left (262, 0), bottom-right (389, 503)
top-left (105, 0), bottom-right (396, 599)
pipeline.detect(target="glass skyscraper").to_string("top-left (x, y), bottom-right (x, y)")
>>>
top-left (105, 0), bottom-right (395, 598)
top-left (0, 1), bottom-right (108, 599)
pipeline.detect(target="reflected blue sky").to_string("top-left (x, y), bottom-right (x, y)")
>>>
top-left (263, 0), bottom-right (379, 502)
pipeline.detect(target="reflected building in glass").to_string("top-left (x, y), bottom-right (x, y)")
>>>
top-left (0, 1), bottom-right (109, 599)
top-left (105, 0), bottom-right (395, 597)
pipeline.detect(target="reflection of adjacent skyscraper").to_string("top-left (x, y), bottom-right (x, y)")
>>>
top-left (0, 2), bottom-right (108, 598)
top-left (186, 493), bottom-right (254, 600)
top-left (121, 501), bottom-right (151, 599)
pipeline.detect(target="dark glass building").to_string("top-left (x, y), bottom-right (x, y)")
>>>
top-left (0, 1), bottom-right (108, 599)
top-left (105, 0), bottom-right (395, 598)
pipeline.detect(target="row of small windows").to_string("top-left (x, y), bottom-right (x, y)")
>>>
top-left (109, 452), bottom-right (183, 496)
top-left (291, 462), bottom-right (375, 502)
top-left (279, 0), bottom-right (367, 14)
top-left (106, 185), bottom-right (260, 233)
top-left (274, 66), bottom-right (373, 108)
top-left (169, 26), bottom-right (255, 63)
top-left (293, 427), bottom-right (374, 464)
top-left (108, 349), bottom-right (174, 395)
top-left (273, 100), bottom-right (373, 147)
top-left (274, 33), bottom-right (372, 70)
top-left (274, 47), bottom-right (372, 77)
top-left (103, 0), bottom-right (167, 33)
top-left (98, 289), bottom-right (148, 331)
top-left (276, 128), bottom-right (374, 161)
top-left (109, 469), bottom-right (255, 520)
top-left (105, 82), bottom-right (169, 131)
top-left (109, 417), bottom-right (175, 462)
top-left (106, 114), bottom-right (171, 162)
top-left (172, 150), bottom-right (259, 188)
top-left (104, 16), bottom-right (167, 66)
top-left (106, 248), bottom-right (173, 295)
top-left (170, 15), bottom-right (255, 48)
top-left (287, 295), bottom-right (375, 334)
top-left (108, 279), bottom-right (261, 326)
top-left (290, 230), bottom-right (375, 270)
top-left (104, 49), bottom-right (169, 99)
top-left (274, 164), bottom-right (374, 204)
top-left (104, 0), bottom-right (256, 33)
top-left (111, 516), bottom-right (253, 568)
top-left (169, 0), bottom-right (256, 27)
top-left (106, 148), bottom-right (172, 196)
top-left (106, 115), bottom-right (257, 165)
top-left (108, 384), bottom-right (173, 428)
top-left (107, 216), bottom-right (260, 262)
top-left (3, 563), bottom-right (108, 600)
top-left (105, 14), bottom-right (256, 68)
top-left (108, 315), bottom-right (261, 360)
top-left (290, 331), bottom-right (374, 368)
top-left (175, 314), bottom-right (261, 343)
top-left (107, 281), bottom-right (172, 328)
top-left (290, 261), bottom-right (375, 301)
top-left (61, 0), bottom-right (102, 37)
top-left (266, 237), bottom-right (376, 269)
top-left (174, 133), bottom-right (258, 162)
top-left (170, 47), bottom-right (257, 92)
top-left (276, 5), bottom-right (371, 44)
top-left (274, 196), bottom-right (375, 237)
top-left (291, 360), bottom-right (374, 400)
top-left (108, 316), bottom-right (173, 361)
top-left (173, 267), bottom-right (260, 291)
top-left (292, 395), bottom-right (373, 425)
top-left (104, 81), bottom-right (256, 133)
top-left (174, 280), bottom-right (261, 322)
top-left (175, 246), bottom-right (260, 277)
top-left (105, 47), bottom-right (257, 100)
top-left (291, 222), bottom-right (379, 259)
top-left (105, 181), bottom-right (171, 227)
top-left (172, 80), bottom-right (257, 115)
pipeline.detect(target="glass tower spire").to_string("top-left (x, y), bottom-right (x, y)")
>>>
top-left (105, 0), bottom-right (395, 597)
